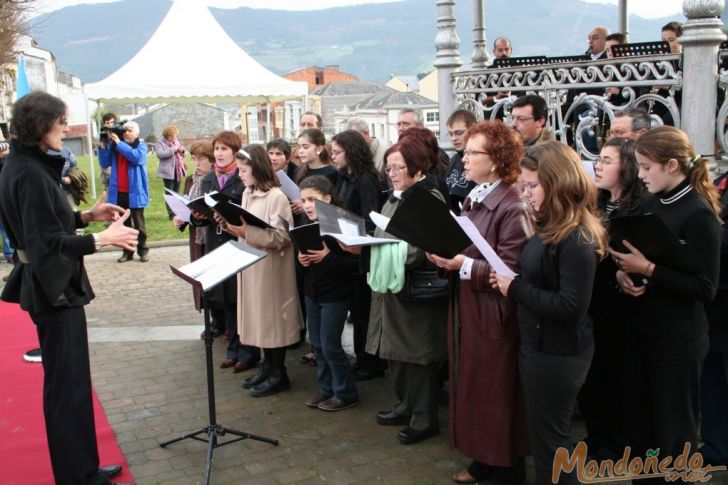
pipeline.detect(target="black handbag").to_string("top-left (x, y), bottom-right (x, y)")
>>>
top-left (401, 268), bottom-right (449, 301)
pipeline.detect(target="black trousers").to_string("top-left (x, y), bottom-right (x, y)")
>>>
top-left (117, 192), bottom-right (147, 257)
top-left (625, 332), bottom-right (708, 484)
top-left (31, 306), bottom-right (107, 485)
top-left (520, 345), bottom-right (593, 485)
top-left (388, 359), bottom-right (441, 431)
top-left (578, 314), bottom-right (627, 459)
top-left (162, 178), bottom-right (180, 218)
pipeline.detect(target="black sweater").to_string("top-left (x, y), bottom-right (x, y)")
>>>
top-left (635, 179), bottom-right (721, 340)
top-left (508, 229), bottom-right (600, 356)
top-left (336, 171), bottom-right (381, 233)
top-left (298, 235), bottom-right (359, 302)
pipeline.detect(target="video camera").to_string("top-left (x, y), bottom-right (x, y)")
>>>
top-left (99, 121), bottom-right (128, 143)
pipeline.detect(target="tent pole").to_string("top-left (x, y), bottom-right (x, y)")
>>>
top-left (266, 102), bottom-right (271, 142)
top-left (84, 95), bottom-right (97, 199)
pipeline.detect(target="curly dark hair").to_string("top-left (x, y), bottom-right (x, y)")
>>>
top-left (463, 120), bottom-right (524, 185)
top-left (10, 91), bottom-right (67, 148)
top-left (331, 129), bottom-right (377, 180)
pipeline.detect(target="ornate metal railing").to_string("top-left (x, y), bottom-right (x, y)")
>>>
top-left (452, 54), bottom-right (683, 160)
top-left (715, 49), bottom-right (728, 156)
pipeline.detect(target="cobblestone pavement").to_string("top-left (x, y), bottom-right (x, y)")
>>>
top-left (0, 246), bottom-right (675, 485)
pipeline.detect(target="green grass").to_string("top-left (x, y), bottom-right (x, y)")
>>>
top-left (75, 153), bottom-right (188, 242)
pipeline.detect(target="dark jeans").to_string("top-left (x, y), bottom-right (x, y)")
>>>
top-left (700, 349), bottom-right (728, 465)
top-left (116, 192), bottom-right (147, 257)
top-left (30, 306), bottom-right (107, 485)
top-left (520, 345), bottom-right (593, 485)
top-left (212, 304), bottom-right (259, 365)
top-left (305, 297), bottom-right (357, 401)
top-left (162, 178), bottom-right (180, 218)
top-left (0, 214), bottom-right (13, 260)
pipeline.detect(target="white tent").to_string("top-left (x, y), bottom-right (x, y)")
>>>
top-left (83, 0), bottom-right (308, 103)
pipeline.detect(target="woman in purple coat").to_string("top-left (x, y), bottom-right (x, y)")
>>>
top-left (429, 121), bottom-right (532, 485)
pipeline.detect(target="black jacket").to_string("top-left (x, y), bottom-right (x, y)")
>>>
top-left (336, 171), bottom-right (381, 233)
top-left (298, 235), bottom-right (359, 302)
top-left (508, 229), bottom-right (600, 355)
top-left (0, 141), bottom-right (95, 312)
top-left (189, 169), bottom-right (244, 305)
top-left (635, 180), bottom-right (720, 340)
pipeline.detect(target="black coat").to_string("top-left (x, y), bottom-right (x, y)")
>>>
top-left (0, 141), bottom-right (95, 312)
top-left (298, 235), bottom-right (359, 302)
top-left (189, 169), bottom-right (244, 305)
top-left (336, 171), bottom-right (381, 233)
top-left (508, 229), bottom-right (600, 355)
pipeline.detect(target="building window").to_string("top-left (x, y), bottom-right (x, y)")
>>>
top-left (426, 112), bottom-right (439, 123)
top-left (315, 70), bottom-right (324, 85)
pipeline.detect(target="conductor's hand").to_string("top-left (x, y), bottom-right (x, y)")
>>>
top-left (98, 210), bottom-right (138, 251)
top-left (306, 241), bottom-right (330, 264)
top-left (82, 192), bottom-right (125, 224)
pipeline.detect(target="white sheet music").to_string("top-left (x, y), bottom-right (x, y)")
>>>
top-left (176, 242), bottom-right (262, 291)
top-left (369, 211), bottom-right (391, 232)
top-left (275, 170), bottom-right (301, 201)
top-left (164, 192), bottom-right (192, 223)
top-left (451, 213), bottom-right (517, 278)
top-left (338, 218), bottom-right (360, 236)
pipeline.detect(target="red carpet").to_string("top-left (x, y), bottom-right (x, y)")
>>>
top-left (0, 301), bottom-right (134, 484)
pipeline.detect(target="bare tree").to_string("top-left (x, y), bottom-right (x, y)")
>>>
top-left (0, 0), bottom-right (33, 67)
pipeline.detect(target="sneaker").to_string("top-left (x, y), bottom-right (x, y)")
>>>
top-left (317, 396), bottom-right (359, 412)
top-left (304, 393), bottom-right (332, 408)
top-left (23, 348), bottom-right (42, 363)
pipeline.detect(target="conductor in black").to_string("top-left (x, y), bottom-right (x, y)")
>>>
top-left (0, 91), bottom-right (139, 484)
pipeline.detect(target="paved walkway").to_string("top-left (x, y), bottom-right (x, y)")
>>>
top-left (0, 246), bottom-right (661, 485)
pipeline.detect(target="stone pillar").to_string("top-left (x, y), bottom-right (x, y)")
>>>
top-left (680, 0), bottom-right (726, 158)
top-left (618, 0), bottom-right (629, 41)
top-left (435, 0), bottom-right (462, 152)
top-left (472, 0), bottom-right (489, 69)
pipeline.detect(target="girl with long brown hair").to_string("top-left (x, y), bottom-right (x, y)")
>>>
top-left (492, 140), bottom-right (607, 485)
top-left (611, 126), bottom-right (721, 480)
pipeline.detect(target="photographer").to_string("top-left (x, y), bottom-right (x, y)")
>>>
top-left (98, 113), bottom-right (117, 190)
top-left (98, 120), bottom-right (150, 262)
top-left (0, 91), bottom-right (137, 485)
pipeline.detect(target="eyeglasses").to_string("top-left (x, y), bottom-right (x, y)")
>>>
top-left (447, 129), bottom-right (466, 137)
top-left (587, 35), bottom-right (604, 41)
top-left (330, 149), bottom-right (344, 157)
top-left (463, 149), bottom-right (490, 157)
top-left (594, 157), bottom-right (619, 167)
top-left (512, 116), bottom-right (535, 123)
top-left (522, 181), bottom-right (540, 191)
top-left (384, 165), bottom-right (407, 174)
top-left (607, 129), bottom-right (633, 138)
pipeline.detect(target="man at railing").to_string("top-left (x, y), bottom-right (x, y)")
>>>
top-left (511, 95), bottom-right (554, 147)
top-left (585, 26), bottom-right (610, 61)
top-left (492, 37), bottom-right (512, 60)
top-left (608, 107), bottom-right (651, 141)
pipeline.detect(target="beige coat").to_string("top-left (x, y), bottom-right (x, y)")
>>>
top-left (237, 187), bottom-right (303, 348)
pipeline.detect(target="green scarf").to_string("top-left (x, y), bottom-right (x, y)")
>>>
top-left (367, 241), bottom-right (408, 293)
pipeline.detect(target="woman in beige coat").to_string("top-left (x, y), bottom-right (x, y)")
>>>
top-left (223, 144), bottom-right (303, 397)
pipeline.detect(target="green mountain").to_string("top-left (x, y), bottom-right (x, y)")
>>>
top-left (28, 0), bottom-right (684, 84)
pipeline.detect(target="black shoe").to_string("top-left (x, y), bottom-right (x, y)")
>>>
top-left (117, 253), bottom-right (133, 263)
top-left (99, 464), bottom-right (122, 479)
top-left (23, 348), bottom-right (42, 363)
top-left (242, 363), bottom-right (271, 389)
top-left (376, 410), bottom-right (411, 426)
top-left (304, 392), bottom-right (332, 408)
top-left (318, 396), bottom-right (359, 412)
top-left (492, 459), bottom-right (526, 485)
top-left (355, 369), bottom-right (384, 381)
top-left (249, 369), bottom-right (290, 397)
top-left (396, 426), bottom-right (438, 445)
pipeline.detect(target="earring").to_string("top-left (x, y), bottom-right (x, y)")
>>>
top-left (490, 166), bottom-right (496, 173)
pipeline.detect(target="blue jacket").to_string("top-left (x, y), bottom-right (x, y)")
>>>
top-left (99, 139), bottom-right (149, 208)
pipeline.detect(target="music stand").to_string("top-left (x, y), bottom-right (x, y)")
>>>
top-left (160, 241), bottom-right (278, 485)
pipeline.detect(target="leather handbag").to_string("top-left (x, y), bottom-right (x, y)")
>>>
top-left (401, 268), bottom-right (449, 301)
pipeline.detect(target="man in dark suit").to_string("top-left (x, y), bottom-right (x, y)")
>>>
top-left (585, 26), bottom-right (610, 60)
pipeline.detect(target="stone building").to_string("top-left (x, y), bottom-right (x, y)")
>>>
top-left (133, 103), bottom-right (230, 142)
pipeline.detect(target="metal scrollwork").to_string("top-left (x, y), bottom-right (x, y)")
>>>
top-left (452, 55), bottom-right (683, 159)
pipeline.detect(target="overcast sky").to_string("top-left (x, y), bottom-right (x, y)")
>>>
top-left (33, 0), bottom-right (685, 18)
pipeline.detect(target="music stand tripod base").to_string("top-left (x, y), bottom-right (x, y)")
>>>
top-left (163, 247), bottom-right (278, 485)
